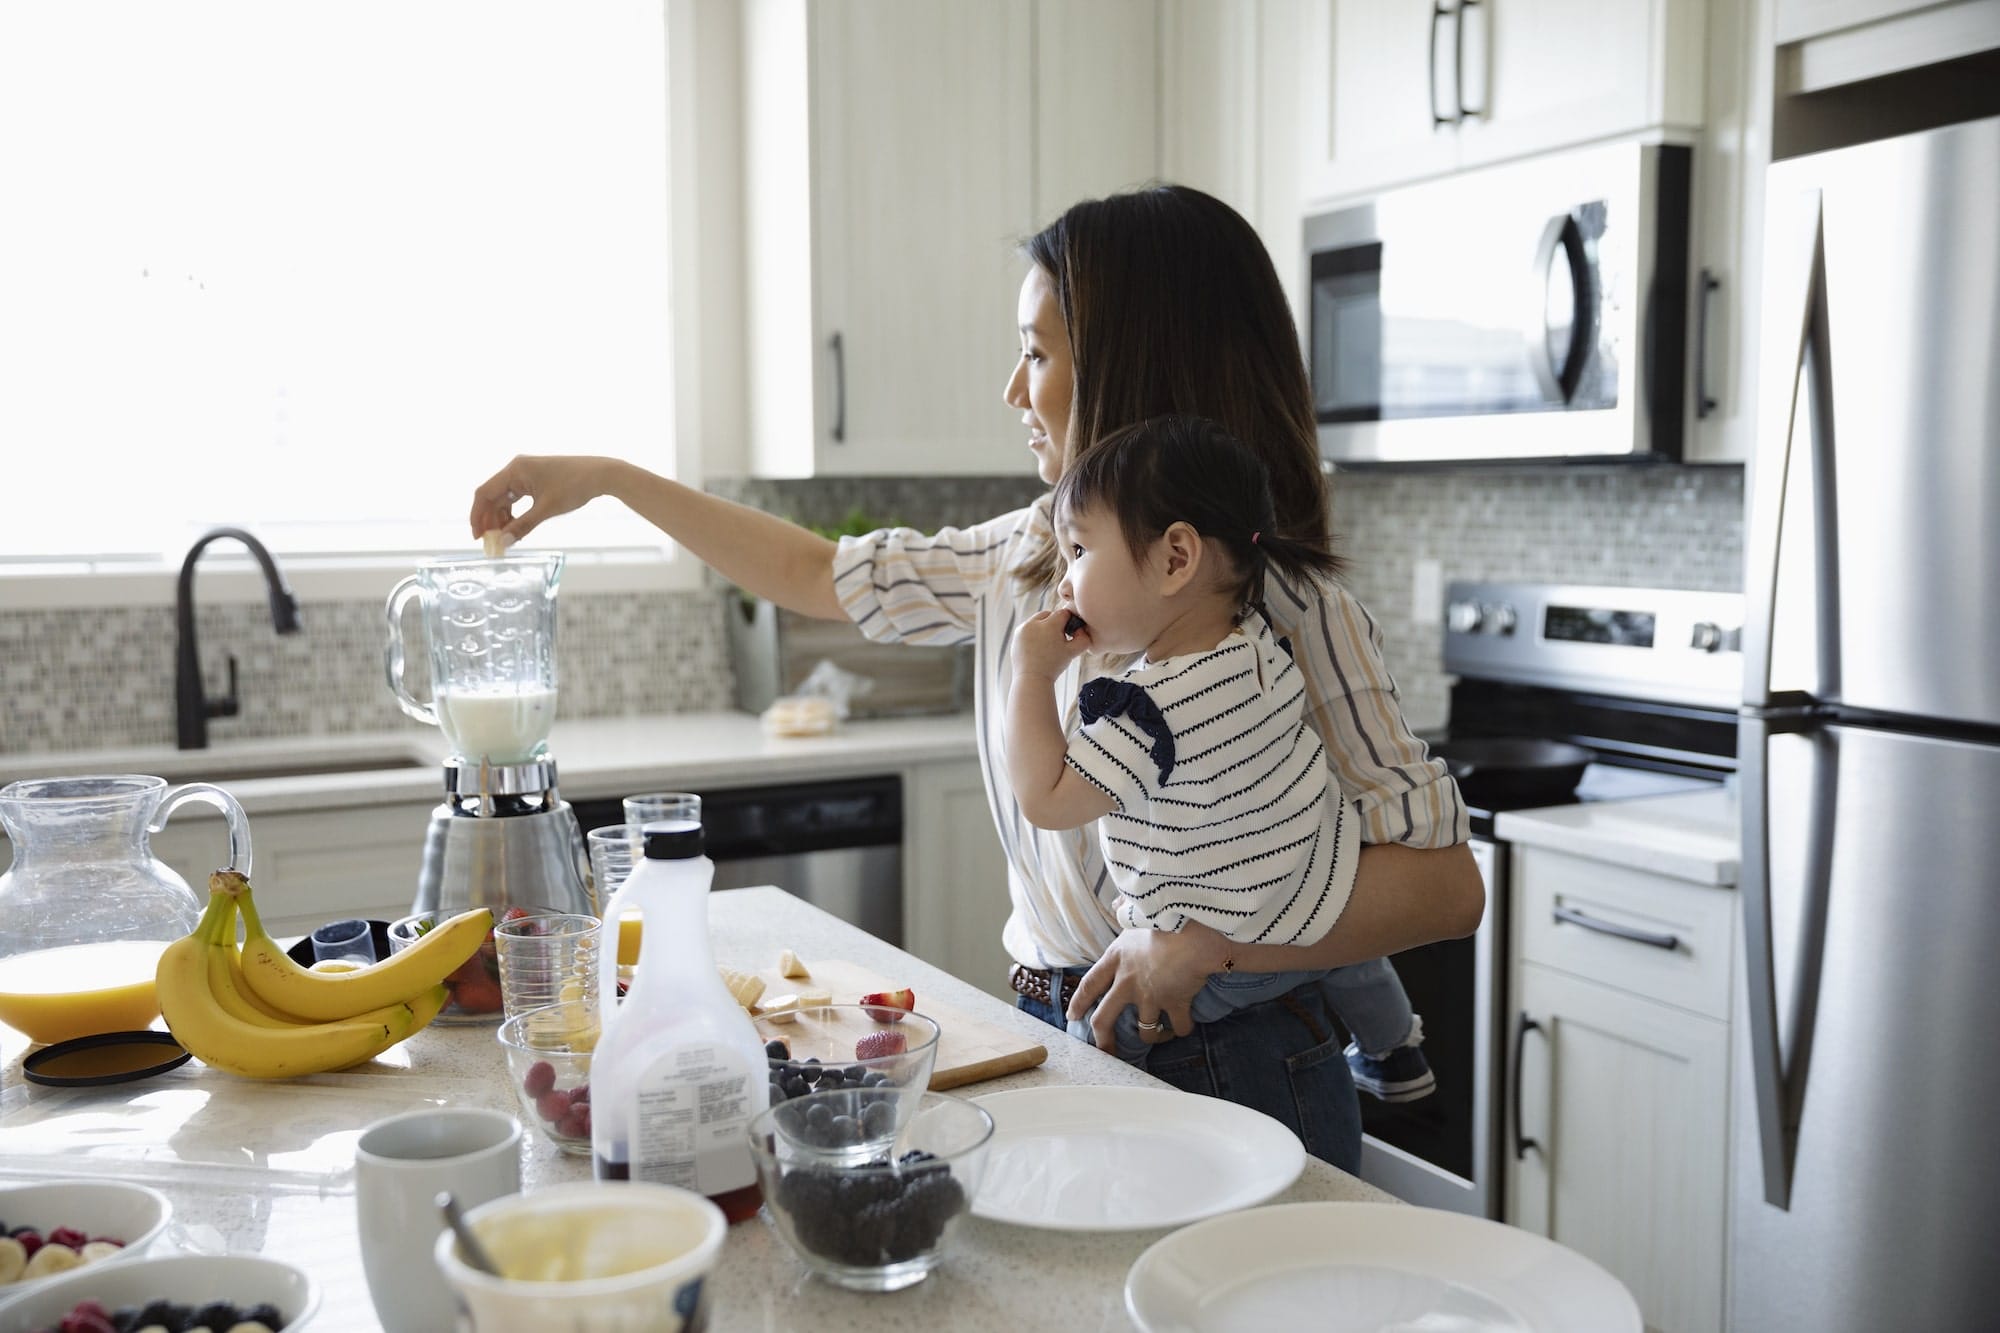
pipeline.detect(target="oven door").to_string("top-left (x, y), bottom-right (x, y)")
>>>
top-left (1304, 140), bottom-right (1689, 466)
top-left (1355, 836), bottom-right (1505, 1217)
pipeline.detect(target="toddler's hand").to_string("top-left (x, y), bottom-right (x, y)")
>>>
top-left (1012, 608), bottom-right (1090, 680)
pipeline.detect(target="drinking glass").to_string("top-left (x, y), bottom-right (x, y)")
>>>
top-left (493, 912), bottom-right (601, 1021)
top-left (621, 792), bottom-right (701, 833)
top-left (310, 918), bottom-right (376, 967)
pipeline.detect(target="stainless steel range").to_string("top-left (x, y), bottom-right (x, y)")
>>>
top-left (1357, 580), bottom-right (1743, 1217)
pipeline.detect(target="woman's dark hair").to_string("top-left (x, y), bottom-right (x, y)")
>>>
top-left (1016, 182), bottom-right (1331, 592)
top-left (1053, 415), bottom-right (1342, 614)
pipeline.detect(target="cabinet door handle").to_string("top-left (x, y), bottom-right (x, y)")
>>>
top-left (1695, 269), bottom-right (1721, 419)
top-left (1512, 1011), bottom-right (1542, 1160)
top-left (1552, 903), bottom-right (1681, 951)
top-left (1455, 0), bottom-right (1484, 120)
top-left (828, 330), bottom-right (846, 443)
top-left (1428, 2), bottom-right (1458, 129)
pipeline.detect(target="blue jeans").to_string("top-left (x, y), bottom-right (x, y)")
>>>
top-left (1018, 971), bottom-right (1363, 1175)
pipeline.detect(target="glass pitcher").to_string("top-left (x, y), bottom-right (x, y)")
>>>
top-left (384, 552), bottom-right (564, 764)
top-left (0, 775), bottom-right (252, 959)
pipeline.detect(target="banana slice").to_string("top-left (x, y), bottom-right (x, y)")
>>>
top-left (717, 967), bottom-right (766, 1010)
top-left (0, 1236), bottom-right (25, 1284)
top-left (481, 529), bottom-right (510, 558)
top-left (80, 1240), bottom-right (124, 1264)
top-left (777, 949), bottom-right (811, 979)
top-left (795, 987), bottom-right (831, 1010)
top-left (22, 1241), bottom-right (83, 1280)
top-left (760, 993), bottom-right (801, 1023)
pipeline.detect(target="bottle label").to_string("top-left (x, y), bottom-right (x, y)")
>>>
top-left (629, 1043), bottom-right (757, 1194)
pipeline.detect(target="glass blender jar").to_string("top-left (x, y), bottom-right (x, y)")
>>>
top-left (385, 552), bottom-right (564, 764)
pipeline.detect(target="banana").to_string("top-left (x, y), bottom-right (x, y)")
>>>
top-left (203, 898), bottom-right (431, 1035)
top-left (219, 869), bottom-right (492, 1022)
top-left (156, 894), bottom-right (410, 1079)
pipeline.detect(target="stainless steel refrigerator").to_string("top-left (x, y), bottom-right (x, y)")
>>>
top-left (1735, 113), bottom-right (2000, 1329)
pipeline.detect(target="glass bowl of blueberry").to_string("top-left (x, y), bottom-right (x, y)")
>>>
top-left (495, 1000), bottom-right (599, 1156)
top-left (756, 1005), bottom-right (940, 1145)
top-left (748, 1090), bottom-right (993, 1292)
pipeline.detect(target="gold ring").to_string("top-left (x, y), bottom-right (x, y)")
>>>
top-left (1135, 1017), bottom-right (1165, 1033)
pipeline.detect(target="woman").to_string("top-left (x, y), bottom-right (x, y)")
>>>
top-left (468, 184), bottom-right (1483, 1171)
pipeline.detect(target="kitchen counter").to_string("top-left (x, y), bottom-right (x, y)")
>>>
top-left (0, 887), bottom-right (1392, 1332)
top-left (1494, 787), bottom-right (1741, 886)
top-left (0, 712), bottom-right (979, 816)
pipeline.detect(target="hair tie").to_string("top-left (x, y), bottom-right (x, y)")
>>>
top-left (1250, 531), bottom-right (1262, 546)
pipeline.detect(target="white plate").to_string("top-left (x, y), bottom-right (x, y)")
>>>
top-left (1125, 1201), bottom-right (1641, 1333)
top-left (968, 1085), bottom-right (1305, 1231)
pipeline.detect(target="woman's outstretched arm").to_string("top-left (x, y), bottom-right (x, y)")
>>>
top-left (470, 454), bottom-right (845, 620)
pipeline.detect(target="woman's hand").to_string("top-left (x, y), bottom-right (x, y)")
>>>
top-left (468, 455), bottom-right (616, 545)
top-left (1066, 920), bottom-right (1232, 1053)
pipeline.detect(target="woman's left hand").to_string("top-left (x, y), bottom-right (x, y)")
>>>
top-left (1066, 920), bottom-right (1232, 1053)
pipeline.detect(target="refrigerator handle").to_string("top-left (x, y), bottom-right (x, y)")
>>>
top-left (1741, 192), bottom-right (1825, 707)
top-left (1741, 711), bottom-right (1840, 1211)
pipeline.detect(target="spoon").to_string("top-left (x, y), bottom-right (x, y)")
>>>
top-left (436, 1191), bottom-right (502, 1277)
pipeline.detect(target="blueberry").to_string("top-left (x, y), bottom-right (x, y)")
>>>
top-left (804, 1102), bottom-right (833, 1135)
top-left (781, 1074), bottom-right (809, 1099)
top-left (109, 1308), bottom-right (141, 1333)
top-left (860, 1099), bottom-right (895, 1138)
top-left (843, 1065), bottom-right (866, 1082)
top-left (800, 1063), bottom-right (823, 1084)
top-left (765, 1039), bottom-right (790, 1060)
top-left (190, 1302), bottom-right (240, 1331)
top-left (829, 1113), bottom-right (863, 1146)
top-left (136, 1301), bottom-right (188, 1332)
top-left (240, 1305), bottom-right (285, 1331)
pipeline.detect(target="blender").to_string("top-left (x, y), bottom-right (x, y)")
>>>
top-left (385, 553), bottom-right (595, 940)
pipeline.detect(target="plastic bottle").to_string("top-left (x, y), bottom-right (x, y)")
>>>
top-left (590, 819), bottom-right (768, 1222)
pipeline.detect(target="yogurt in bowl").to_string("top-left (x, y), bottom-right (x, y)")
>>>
top-left (435, 1181), bottom-right (725, 1333)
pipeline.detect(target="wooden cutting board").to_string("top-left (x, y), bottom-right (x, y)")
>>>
top-left (742, 957), bottom-right (1047, 1091)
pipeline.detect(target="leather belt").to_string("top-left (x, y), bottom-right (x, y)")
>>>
top-left (1008, 963), bottom-right (1082, 1014)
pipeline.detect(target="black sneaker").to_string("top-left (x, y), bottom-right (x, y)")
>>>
top-left (1345, 1040), bottom-right (1437, 1103)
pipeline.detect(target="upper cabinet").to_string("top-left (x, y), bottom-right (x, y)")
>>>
top-left (1774, 0), bottom-right (2000, 91)
top-left (741, 0), bottom-right (1158, 479)
top-left (1305, 0), bottom-right (1709, 205)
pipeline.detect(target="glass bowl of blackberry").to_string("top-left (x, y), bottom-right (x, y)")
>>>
top-left (495, 1000), bottom-right (599, 1156)
top-left (755, 1005), bottom-right (940, 1145)
top-left (748, 1090), bottom-right (993, 1292)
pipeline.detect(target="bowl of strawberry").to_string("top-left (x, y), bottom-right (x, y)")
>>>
top-left (495, 1000), bottom-right (598, 1156)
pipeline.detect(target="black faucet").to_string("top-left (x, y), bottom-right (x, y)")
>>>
top-left (175, 526), bottom-right (302, 750)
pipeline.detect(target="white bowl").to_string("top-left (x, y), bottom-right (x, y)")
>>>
top-left (0, 1254), bottom-right (318, 1331)
top-left (0, 1182), bottom-right (170, 1297)
top-left (435, 1181), bottom-right (725, 1333)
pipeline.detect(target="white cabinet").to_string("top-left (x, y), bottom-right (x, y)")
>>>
top-left (1304, 0), bottom-right (1708, 204)
top-left (741, 0), bottom-right (1157, 479)
top-left (1506, 843), bottom-right (1735, 1333)
top-left (901, 759), bottom-right (1015, 1003)
top-left (150, 803), bottom-right (434, 938)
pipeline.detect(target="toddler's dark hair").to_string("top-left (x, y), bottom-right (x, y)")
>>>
top-left (1051, 414), bottom-right (1343, 614)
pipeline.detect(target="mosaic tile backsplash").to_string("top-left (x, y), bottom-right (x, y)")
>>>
top-left (0, 466), bottom-right (1740, 753)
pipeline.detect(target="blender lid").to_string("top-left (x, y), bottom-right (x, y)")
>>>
top-left (23, 1030), bottom-right (192, 1087)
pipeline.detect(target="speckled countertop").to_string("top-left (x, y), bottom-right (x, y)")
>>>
top-left (0, 888), bottom-right (1392, 1332)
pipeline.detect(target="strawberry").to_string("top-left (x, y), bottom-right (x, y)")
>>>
top-left (860, 988), bottom-right (916, 1022)
top-left (502, 907), bottom-right (538, 923)
top-left (855, 1030), bottom-right (908, 1060)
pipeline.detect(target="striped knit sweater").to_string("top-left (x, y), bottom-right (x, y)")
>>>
top-left (1065, 620), bottom-right (1359, 947)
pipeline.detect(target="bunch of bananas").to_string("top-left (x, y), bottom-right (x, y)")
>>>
top-left (155, 869), bottom-right (493, 1080)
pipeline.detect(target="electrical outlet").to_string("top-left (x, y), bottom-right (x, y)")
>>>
top-left (1412, 559), bottom-right (1443, 626)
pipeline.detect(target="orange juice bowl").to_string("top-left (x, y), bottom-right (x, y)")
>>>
top-left (0, 940), bottom-right (168, 1044)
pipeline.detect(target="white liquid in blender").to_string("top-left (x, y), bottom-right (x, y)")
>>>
top-left (442, 686), bottom-right (557, 761)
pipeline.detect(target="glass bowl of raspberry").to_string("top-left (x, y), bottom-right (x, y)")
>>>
top-left (496, 1000), bottom-right (599, 1156)
top-left (748, 1090), bottom-right (993, 1292)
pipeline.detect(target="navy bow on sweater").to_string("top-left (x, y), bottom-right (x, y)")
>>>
top-left (1078, 678), bottom-right (1175, 785)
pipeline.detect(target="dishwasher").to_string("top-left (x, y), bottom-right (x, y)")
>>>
top-left (570, 775), bottom-right (904, 945)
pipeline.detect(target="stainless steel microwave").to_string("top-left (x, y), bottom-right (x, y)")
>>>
top-left (1303, 140), bottom-right (1692, 466)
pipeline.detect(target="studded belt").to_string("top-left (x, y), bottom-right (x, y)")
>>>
top-left (1008, 963), bottom-right (1082, 1013)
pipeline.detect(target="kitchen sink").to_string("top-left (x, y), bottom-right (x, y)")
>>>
top-left (166, 754), bottom-right (435, 782)
top-left (0, 742), bottom-right (440, 788)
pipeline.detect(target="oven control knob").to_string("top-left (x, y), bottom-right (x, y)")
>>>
top-left (1691, 621), bottom-right (1725, 652)
top-left (1447, 600), bottom-right (1484, 634)
top-left (1483, 604), bottom-right (1518, 636)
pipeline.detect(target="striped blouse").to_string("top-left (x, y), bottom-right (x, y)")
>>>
top-left (1069, 619), bottom-right (1361, 949)
top-left (833, 498), bottom-right (1468, 970)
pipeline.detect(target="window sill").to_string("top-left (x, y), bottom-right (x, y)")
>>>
top-left (0, 547), bottom-right (705, 610)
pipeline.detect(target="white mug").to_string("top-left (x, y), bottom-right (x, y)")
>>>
top-left (355, 1107), bottom-right (522, 1333)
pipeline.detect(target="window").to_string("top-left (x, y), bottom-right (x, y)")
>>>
top-left (0, 1), bottom-right (684, 585)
